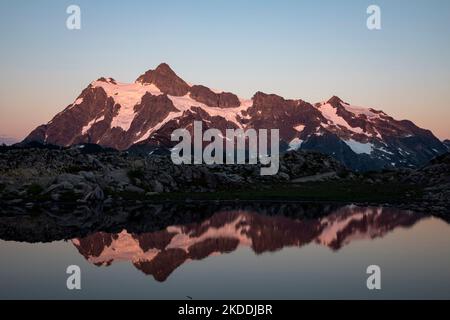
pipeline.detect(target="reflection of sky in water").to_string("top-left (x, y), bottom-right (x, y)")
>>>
top-left (0, 208), bottom-right (450, 299)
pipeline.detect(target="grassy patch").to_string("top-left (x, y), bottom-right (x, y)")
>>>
top-left (116, 190), bottom-right (146, 201)
top-left (58, 190), bottom-right (80, 202)
top-left (103, 186), bottom-right (147, 201)
top-left (127, 168), bottom-right (145, 181)
top-left (65, 165), bottom-right (92, 174)
top-left (27, 183), bottom-right (44, 196)
top-left (146, 181), bottom-right (422, 203)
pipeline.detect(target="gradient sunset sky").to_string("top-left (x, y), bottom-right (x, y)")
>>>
top-left (0, 0), bottom-right (449, 141)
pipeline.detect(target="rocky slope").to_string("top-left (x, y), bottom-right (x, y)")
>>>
top-left (0, 145), bottom-right (346, 205)
top-left (23, 63), bottom-right (447, 171)
top-left (403, 152), bottom-right (450, 212)
top-left (443, 139), bottom-right (450, 151)
top-left (1, 145), bottom-right (449, 214)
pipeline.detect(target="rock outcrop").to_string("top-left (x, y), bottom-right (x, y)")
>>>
top-left (0, 145), bottom-right (346, 205)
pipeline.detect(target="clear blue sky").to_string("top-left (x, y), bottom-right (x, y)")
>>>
top-left (1, 0), bottom-right (449, 140)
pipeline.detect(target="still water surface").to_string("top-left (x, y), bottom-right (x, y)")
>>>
top-left (1, 203), bottom-right (449, 299)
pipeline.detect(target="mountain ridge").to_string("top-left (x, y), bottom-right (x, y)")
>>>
top-left (23, 63), bottom-right (447, 171)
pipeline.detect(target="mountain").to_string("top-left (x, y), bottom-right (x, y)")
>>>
top-left (23, 63), bottom-right (447, 171)
top-left (0, 135), bottom-right (17, 146)
top-left (443, 140), bottom-right (450, 151)
top-left (72, 206), bottom-right (424, 282)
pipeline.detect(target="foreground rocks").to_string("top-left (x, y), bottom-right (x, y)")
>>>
top-left (0, 146), bottom-right (448, 215)
top-left (0, 146), bottom-right (346, 204)
top-left (402, 153), bottom-right (450, 213)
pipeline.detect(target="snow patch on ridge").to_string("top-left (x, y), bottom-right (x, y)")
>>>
top-left (133, 110), bottom-right (183, 144)
top-left (168, 94), bottom-right (253, 129)
top-left (288, 138), bottom-right (303, 151)
top-left (341, 102), bottom-right (380, 118)
top-left (81, 115), bottom-right (105, 135)
top-left (92, 81), bottom-right (163, 131)
top-left (344, 139), bottom-right (374, 155)
top-left (133, 92), bottom-right (252, 144)
top-left (318, 103), bottom-right (364, 134)
top-left (378, 147), bottom-right (394, 155)
top-left (92, 78), bottom-right (253, 142)
top-left (67, 97), bottom-right (84, 110)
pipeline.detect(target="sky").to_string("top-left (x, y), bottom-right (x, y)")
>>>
top-left (0, 0), bottom-right (449, 141)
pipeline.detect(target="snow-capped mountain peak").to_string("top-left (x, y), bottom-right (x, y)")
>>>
top-left (135, 62), bottom-right (190, 96)
top-left (23, 63), bottom-right (447, 171)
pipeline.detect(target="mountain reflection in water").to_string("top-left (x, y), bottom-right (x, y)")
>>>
top-left (71, 205), bottom-right (424, 282)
